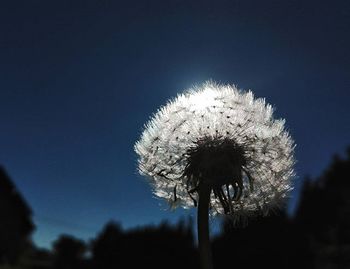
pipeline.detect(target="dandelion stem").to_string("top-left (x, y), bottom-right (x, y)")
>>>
top-left (198, 182), bottom-right (213, 269)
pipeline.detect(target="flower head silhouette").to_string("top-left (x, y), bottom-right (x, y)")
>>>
top-left (135, 81), bottom-right (295, 269)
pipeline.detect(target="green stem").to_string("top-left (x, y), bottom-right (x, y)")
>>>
top-left (198, 183), bottom-right (213, 269)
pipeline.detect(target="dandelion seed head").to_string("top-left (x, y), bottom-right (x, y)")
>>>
top-left (135, 81), bottom-right (295, 220)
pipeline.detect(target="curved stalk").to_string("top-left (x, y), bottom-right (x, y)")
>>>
top-left (198, 183), bottom-right (213, 269)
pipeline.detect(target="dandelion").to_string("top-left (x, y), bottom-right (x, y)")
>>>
top-left (134, 81), bottom-right (295, 269)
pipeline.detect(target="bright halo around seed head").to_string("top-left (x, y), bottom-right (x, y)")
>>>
top-left (135, 81), bottom-right (295, 222)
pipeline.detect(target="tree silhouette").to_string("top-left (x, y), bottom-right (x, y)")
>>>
top-left (212, 211), bottom-right (311, 269)
top-left (90, 221), bottom-right (123, 269)
top-left (0, 166), bottom-right (34, 265)
top-left (91, 219), bottom-right (198, 269)
top-left (295, 148), bottom-right (350, 268)
top-left (53, 235), bottom-right (86, 269)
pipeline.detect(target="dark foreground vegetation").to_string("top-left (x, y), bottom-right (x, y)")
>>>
top-left (1, 148), bottom-right (350, 269)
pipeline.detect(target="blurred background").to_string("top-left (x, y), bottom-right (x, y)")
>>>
top-left (0, 0), bottom-right (349, 268)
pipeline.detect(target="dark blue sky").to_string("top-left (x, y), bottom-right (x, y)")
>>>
top-left (1, 0), bottom-right (349, 248)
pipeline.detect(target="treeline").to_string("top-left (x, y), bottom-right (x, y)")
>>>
top-left (1, 148), bottom-right (350, 269)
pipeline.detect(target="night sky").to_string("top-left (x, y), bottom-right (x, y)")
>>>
top-left (1, 0), bottom-right (349, 248)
